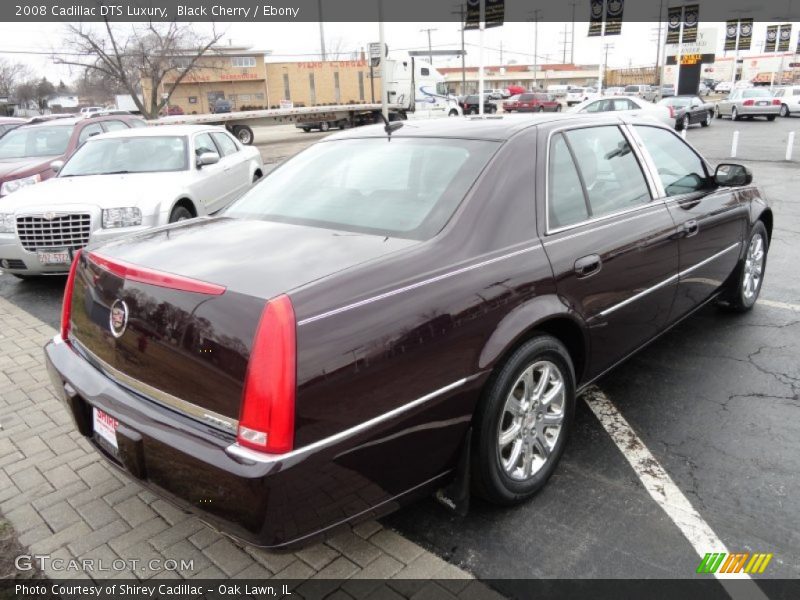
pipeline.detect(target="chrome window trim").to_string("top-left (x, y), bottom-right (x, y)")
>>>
top-left (72, 339), bottom-right (239, 434)
top-left (298, 243), bottom-right (542, 326)
top-left (597, 242), bottom-right (741, 318)
top-left (225, 376), bottom-right (476, 464)
top-left (543, 121), bottom-right (661, 236)
top-left (543, 205), bottom-right (660, 246)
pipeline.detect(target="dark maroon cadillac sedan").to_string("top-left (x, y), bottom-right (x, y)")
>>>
top-left (45, 115), bottom-right (772, 549)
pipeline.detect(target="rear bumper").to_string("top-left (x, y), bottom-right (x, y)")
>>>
top-left (44, 335), bottom-right (455, 548)
top-left (736, 104), bottom-right (781, 116)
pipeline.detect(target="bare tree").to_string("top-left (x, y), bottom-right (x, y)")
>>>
top-left (0, 58), bottom-right (31, 97)
top-left (326, 37), bottom-right (357, 61)
top-left (55, 21), bottom-right (225, 118)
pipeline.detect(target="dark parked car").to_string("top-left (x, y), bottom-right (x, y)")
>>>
top-left (460, 94), bottom-right (496, 115)
top-left (0, 115), bottom-right (145, 197)
top-left (0, 117), bottom-right (26, 139)
top-left (658, 95), bottom-right (714, 130)
top-left (504, 92), bottom-right (561, 113)
top-left (46, 115), bottom-right (772, 549)
top-left (211, 98), bottom-right (233, 114)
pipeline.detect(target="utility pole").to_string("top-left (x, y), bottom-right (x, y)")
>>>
top-left (451, 4), bottom-right (467, 95)
top-left (561, 25), bottom-right (570, 64)
top-left (528, 9), bottom-right (541, 89)
top-left (602, 43), bottom-right (613, 90)
top-left (378, 2), bottom-right (388, 120)
top-left (420, 27), bottom-right (438, 66)
top-left (500, 40), bottom-right (503, 65)
top-left (570, 1), bottom-right (577, 64)
top-left (654, 0), bottom-right (664, 86)
top-left (317, 0), bottom-right (326, 60)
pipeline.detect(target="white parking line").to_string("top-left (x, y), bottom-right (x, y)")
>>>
top-left (759, 298), bottom-right (800, 313)
top-left (583, 387), bottom-right (770, 599)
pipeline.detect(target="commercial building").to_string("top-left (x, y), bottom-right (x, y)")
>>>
top-left (141, 45), bottom-right (382, 114)
top-left (438, 63), bottom-right (601, 95)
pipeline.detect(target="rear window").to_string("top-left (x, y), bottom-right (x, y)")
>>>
top-left (0, 124), bottom-right (73, 158)
top-left (225, 137), bottom-right (499, 240)
top-left (742, 89), bottom-right (771, 98)
top-left (520, 94), bottom-right (535, 101)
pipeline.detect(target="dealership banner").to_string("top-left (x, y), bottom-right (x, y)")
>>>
top-left (724, 20), bottom-right (738, 51)
top-left (778, 23), bottom-right (792, 52)
top-left (738, 18), bottom-right (753, 51)
top-left (765, 25), bottom-right (778, 52)
top-left (485, 0), bottom-right (504, 28)
top-left (464, 0), bottom-right (480, 30)
top-left (667, 6), bottom-right (683, 44)
top-left (604, 0), bottom-right (623, 35)
top-left (588, 0), bottom-right (604, 36)
top-left (681, 4), bottom-right (698, 43)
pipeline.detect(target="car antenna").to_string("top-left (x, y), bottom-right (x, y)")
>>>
top-left (378, 112), bottom-right (403, 139)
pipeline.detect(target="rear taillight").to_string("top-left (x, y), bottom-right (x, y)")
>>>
top-left (772, 99), bottom-right (781, 105)
top-left (668, 106), bottom-right (675, 118)
top-left (60, 250), bottom-right (82, 341)
top-left (238, 294), bottom-right (296, 454)
top-left (88, 251), bottom-right (226, 295)
top-left (743, 99), bottom-right (754, 106)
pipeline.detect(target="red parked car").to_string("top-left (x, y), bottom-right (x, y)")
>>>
top-left (504, 92), bottom-right (562, 113)
top-left (0, 117), bottom-right (26, 139)
top-left (0, 115), bottom-right (145, 197)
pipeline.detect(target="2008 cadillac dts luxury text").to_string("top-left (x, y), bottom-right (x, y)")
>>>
top-left (45, 115), bottom-right (772, 548)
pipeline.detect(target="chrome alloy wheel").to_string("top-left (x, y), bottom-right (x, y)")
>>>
top-left (497, 360), bottom-right (565, 481)
top-left (743, 232), bottom-right (765, 300)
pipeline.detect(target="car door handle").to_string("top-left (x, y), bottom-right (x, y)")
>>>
top-left (574, 254), bottom-right (602, 278)
top-left (683, 220), bottom-right (699, 237)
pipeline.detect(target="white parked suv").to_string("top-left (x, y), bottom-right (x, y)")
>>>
top-left (774, 85), bottom-right (800, 117)
top-left (0, 125), bottom-right (263, 277)
top-left (565, 87), bottom-right (598, 106)
top-left (622, 84), bottom-right (658, 102)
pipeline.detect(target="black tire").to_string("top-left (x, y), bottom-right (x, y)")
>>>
top-left (302, 127), bottom-right (311, 132)
top-left (338, 119), bottom-right (351, 129)
top-left (233, 125), bottom-right (254, 145)
top-left (681, 114), bottom-right (690, 130)
top-left (766, 115), bottom-right (776, 122)
top-left (169, 205), bottom-right (194, 223)
top-left (469, 107), bottom-right (478, 115)
top-left (12, 274), bottom-right (37, 280)
top-left (780, 104), bottom-right (790, 117)
top-left (471, 335), bottom-right (576, 505)
top-left (449, 109), bottom-right (459, 117)
top-left (715, 106), bottom-right (722, 119)
top-left (319, 121), bottom-right (330, 132)
top-left (701, 111), bottom-right (712, 127)
top-left (721, 221), bottom-right (769, 312)
top-left (556, 105), bottom-right (562, 112)
top-left (731, 107), bottom-right (740, 121)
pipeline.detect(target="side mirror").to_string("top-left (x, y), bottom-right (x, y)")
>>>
top-left (714, 163), bottom-right (752, 187)
top-left (50, 160), bottom-right (65, 173)
top-left (196, 152), bottom-right (220, 168)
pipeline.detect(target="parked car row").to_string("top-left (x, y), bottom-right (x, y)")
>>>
top-left (503, 93), bottom-right (561, 113)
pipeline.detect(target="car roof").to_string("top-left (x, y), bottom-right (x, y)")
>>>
top-left (326, 113), bottom-right (669, 143)
top-left (17, 115), bottom-right (140, 129)
top-left (89, 124), bottom-right (225, 139)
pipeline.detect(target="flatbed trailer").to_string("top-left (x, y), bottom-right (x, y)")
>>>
top-left (148, 103), bottom-right (409, 145)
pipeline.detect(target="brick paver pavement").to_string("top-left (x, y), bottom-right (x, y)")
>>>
top-left (0, 296), bottom-right (501, 598)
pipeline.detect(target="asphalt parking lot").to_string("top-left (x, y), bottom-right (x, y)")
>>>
top-left (1, 115), bottom-right (798, 588)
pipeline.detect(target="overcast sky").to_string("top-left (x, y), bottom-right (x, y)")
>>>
top-left (1, 20), bottom-right (798, 85)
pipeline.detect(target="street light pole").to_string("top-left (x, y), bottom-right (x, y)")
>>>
top-left (317, 0), bottom-right (326, 60)
top-left (420, 28), bottom-right (438, 66)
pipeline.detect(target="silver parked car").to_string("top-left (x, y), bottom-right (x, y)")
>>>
top-left (715, 88), bottom-right (780, 121)
top-left (622, 84), bottom-right (658, 102)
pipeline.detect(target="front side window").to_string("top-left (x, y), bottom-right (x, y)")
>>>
top-left (563, 126), bottom-right (651, 219)
top-left (211, 132), bottom-right (238, 156)
top-left (635, 125), bottom-right (710, 197)
top-left (194, 133), bottom-right (218, 156)
top-left (224, 137), bottom-right (499, 240)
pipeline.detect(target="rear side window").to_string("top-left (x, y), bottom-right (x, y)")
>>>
top-left (548, 134), bottom-right (589, 228)
top-left (564, 126), bottom-right (651, 218)
top-left (635, 126), bottom-right (709, 197)
top-left (102, 120), bottom-right (129, 133)
top-left (520, 94), bottom-right (534, 101)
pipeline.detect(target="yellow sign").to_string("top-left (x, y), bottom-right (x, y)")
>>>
top-left (681, 53), bottom-right (702, 65)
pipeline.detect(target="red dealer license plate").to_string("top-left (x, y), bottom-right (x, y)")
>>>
top-left (93, 407), bottom-right (118, 451)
